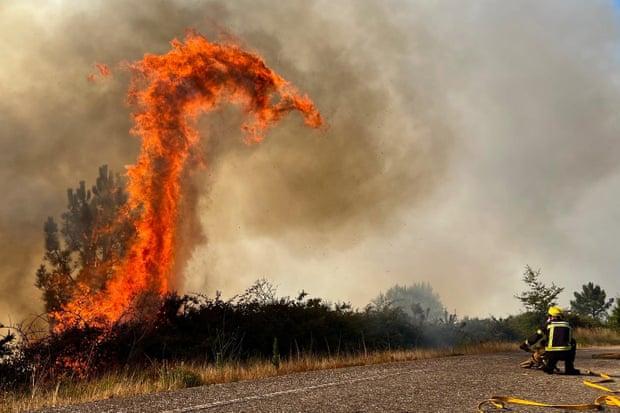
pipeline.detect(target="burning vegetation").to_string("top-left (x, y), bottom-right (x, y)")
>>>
top-left (4, 22), bottom-right (620, 413)
top-left (42, 32), bottom-right (322, 331)
top-left (86, 63), bottom-right (111, 82)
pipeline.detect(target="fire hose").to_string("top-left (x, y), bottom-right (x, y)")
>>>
top-left (478, 371), bottom-right (620, 411)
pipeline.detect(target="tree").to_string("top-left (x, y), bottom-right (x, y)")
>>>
top-left (608, 298), bottom-right (620, 329)
top-left (0, 329), bottom-right (15, 359)
top-left (515, 266), bottom-right (563, 316)
top-left (35, 217), bottom-right (74, 313)
top-left (35, 165), bottom-right (134, 314)
top-left (570, 282), bottom-right (614, 320)
top-left (372, 282), bottom-right (445, 321)
top-left (237, 278), bottom-right (277, 305)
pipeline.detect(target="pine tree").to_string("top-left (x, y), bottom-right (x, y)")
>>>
top-left (35, 217), bottom-right (75, 313)
top-left (570, 282), bottom-right (614, 320)
top-left (608, 299), bottom-right (620, 329)
top-left (514, 266), bottom-right (563, 316)
top-left (35, 165), bottom-right (134, 314)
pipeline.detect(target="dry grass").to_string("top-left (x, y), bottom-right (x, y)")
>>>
top-left (0, 342), bottom-right (515, 412)
top-left (574, 327), bottom-right (620, 347)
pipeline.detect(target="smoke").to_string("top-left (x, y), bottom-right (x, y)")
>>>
top-left (1, 0), bottom-right (620, 323)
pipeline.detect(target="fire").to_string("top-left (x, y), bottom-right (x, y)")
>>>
top-left (57, 32), bottom-right (322, 329)
top-left (87, 63), bottom-right (111, 82)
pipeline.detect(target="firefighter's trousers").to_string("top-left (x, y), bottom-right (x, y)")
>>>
top-left (543, 339), bottom-right (577, 374)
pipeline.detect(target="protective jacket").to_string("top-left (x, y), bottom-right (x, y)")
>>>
top-left (524, 321), bottom-right (573, 352)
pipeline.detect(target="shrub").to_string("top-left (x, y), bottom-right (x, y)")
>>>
top-left (159, 365), bottom-right (204, 389)
top-left (0, 288), bottom-right (427, 390)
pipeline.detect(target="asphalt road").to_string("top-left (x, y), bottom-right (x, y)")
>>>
top-left (42, 348), bottom-right (620, 413)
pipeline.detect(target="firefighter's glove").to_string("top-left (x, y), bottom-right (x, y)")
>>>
top-left (519, 342), bottom-right (530, 352)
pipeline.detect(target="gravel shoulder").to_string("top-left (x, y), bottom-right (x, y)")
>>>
top-left (41, 347), bottom-right (620, 413)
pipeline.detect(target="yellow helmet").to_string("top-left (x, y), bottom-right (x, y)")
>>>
top-left (548, 306), bottom-right (563, 317)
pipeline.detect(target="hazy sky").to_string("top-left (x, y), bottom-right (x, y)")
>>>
top-left (2, 0), bottom-right (620, 323)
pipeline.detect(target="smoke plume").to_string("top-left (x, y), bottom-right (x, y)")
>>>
top-left (1, 1), bottom-right (620, 323)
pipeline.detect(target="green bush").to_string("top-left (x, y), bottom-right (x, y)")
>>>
top-left (607, 298), bottom-right (620, 330)
top-left (500, 312), bottom-right (544, 339)
top-left (159, 366), bottom-right (203, 389)
top-left (565, 313), bottom-right (603, 329)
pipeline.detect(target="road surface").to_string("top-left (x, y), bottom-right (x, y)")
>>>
top-left (42, 348), bottom-right (620, 412)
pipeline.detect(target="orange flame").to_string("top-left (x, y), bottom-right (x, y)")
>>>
top-left (58, 32), bottom-right (322, 328)
top-left (87, 63), bottom-right (111, 82)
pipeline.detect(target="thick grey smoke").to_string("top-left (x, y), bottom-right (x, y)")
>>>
top-left (1, 0), bottom-right (620, 323)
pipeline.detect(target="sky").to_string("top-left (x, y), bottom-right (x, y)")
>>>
top-left (1, 0), bottom-right (620, 323)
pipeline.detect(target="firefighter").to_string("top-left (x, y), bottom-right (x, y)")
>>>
top-left (519, 306), bottom-right (580, 375)
top-left (518, 345), bottom-right (546, 370)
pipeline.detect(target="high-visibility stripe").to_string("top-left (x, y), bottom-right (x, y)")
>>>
top-left (545, 322), bottom-right (572, 352)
